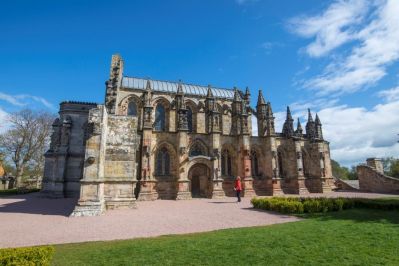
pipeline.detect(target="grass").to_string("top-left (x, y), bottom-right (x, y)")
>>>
top-left (0, 188), bottom-right (40, 197)
top-left (52, 209), bottom-right (399, 266)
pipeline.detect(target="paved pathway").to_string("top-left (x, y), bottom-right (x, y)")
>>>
top-left (0, 191), bottom-right (396, 248)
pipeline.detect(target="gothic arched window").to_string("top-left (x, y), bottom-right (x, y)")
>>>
top-left (221, 149), bottom-right (232, 176)
top-left (127, 101), bottom-right (137, 116)
top-left (251, 150), bottom-right (259, 176)
top-left (154, 104), bottom-right (166, 131)
top-left (187, 107), bottom-right (193, 132)
top-left (156, 147), bottom-right (170, 175)
top-left (189, 142), bottom-right (207, 157)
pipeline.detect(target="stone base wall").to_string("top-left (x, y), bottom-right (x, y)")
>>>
top-left (156, 180), bottom-right (178, 199)
top-left (358, 165), bottom-right (399, 194)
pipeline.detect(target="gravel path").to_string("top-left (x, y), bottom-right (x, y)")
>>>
top-left (0, 191), bottom-right (396, 248)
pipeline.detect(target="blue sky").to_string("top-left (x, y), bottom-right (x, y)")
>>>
top-left (1, 0), bottom-right (399, 166)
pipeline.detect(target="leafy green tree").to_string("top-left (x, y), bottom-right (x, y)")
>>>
top-left (331, 159), bottom-right (357, 180)
top-left (381, 157), bottom-right (396, 173)
top-left (390, 161), bottom-right (399, 178)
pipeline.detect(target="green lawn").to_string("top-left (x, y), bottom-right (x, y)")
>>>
top-left (52, 209), bottom-right (399, 266)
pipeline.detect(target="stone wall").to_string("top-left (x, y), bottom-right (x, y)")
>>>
top-left (42, 101), bottom-right (96, 198)
top-left (358, 164), bottom-right (399, 194)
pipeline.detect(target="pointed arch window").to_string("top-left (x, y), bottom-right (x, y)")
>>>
top-left (187, 107), bottom-right (193, 132)
top-left (127, 101), bottom-right (137, 116)
top-left (189, 141), bottom-right (207, 157)
top-left (154, 104), bottom-right (166, 131)
top-left (156, 147), bottom-right (170, 176)
top-left (221, 149), bottom-right (232, 176)
top-left (251, 150), bottom-right (259, 176)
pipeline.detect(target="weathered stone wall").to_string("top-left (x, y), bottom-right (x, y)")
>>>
top-left (42, 101), bottom-right (96, 198)
top-left (358, 165), bottom-right (399, 194)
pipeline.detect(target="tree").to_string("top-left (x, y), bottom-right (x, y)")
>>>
top-left (381, 157), bottom-right (399, 178)
top-left (331, 159), bottom-right (357, 180)
top-left (381, 157), bottom-right (396, 173)
top-left (0, 109), bottom-right (54, 187)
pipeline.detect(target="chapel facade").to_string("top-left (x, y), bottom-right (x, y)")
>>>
top-left (42, 54), bottom-right (335, 216)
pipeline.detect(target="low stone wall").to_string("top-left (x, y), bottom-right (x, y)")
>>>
top-left (334, 177), bottom-right (358, 191)
top-left (357, 165), bottom-right (399, 194)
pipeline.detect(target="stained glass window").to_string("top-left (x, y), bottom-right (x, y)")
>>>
top-left (127, 101), bottom-right (137, 116)
top-left (221, 149), bottom-right (232, 176)
top-left (156, 147), bottom-right (170, 175)
top-left (187, 107), bottom-right (193, 132)
top-left (154, 104), bottom-right (166, 131)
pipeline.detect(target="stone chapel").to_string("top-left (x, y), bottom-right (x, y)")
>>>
top-left (42, 54), bottom-right (335, 216)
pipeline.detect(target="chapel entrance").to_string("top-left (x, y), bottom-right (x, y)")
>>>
top-left (188, 163), bottom-right (210, 198)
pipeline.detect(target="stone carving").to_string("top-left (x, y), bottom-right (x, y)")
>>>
top-left (60, 116), bottom-right (72, 146)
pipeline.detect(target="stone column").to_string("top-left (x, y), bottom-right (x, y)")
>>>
top-left (71, 106), bottom-right (106, 216)
top-left (210, 133), bottom-right (224, 198)
top-left (240, 135), bottom-right (255, 197)
top-left (137, 132), bottom-right (157, 201)
top-left (176, 131), bottom-right (192, 200)
top-left (294, 140), bottom-right (308, 194)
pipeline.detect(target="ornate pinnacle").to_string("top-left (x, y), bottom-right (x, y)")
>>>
top-left (245, 86), bottom-right (250, 96)
top-left (206, 85), bottom-right (214, 98)
top-left (296, 118), bottom-right (303, 134)
top-left (307, 108), bottom-right (313, 123)
top-left (315, 113), bottom-right (321, 125)
top-left (145, 80), bottom-right (152, 91)
top-left (286, 106), bottom-right (293, 121)
top-left (233, 88), bottom-right (242, 102)
top-left (257, 90), bottom-right (266, 106)
top-left (177, 81), bottom-right (184, 95)
top-left (266, 102), bottom-right (273, 117)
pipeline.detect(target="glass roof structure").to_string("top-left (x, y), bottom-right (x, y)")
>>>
top-left (122, 76), bottom-right (235, 99)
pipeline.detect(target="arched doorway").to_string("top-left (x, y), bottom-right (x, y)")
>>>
top-left (188, 163), bottom-right (210, 198)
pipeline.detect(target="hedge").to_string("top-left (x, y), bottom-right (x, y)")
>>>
top-left (0, 246), bottom-right (54, 266)
top-left (251, 197), bottom-right (399, 214)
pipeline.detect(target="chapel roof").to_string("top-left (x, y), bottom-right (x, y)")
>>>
top-left (122, 76), bottom-right (236, 99)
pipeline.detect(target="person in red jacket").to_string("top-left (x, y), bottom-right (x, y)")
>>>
top-left (234, 176), bottom-right (242, 202)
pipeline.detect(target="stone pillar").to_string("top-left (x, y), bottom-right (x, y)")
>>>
top-left (239, 135), bottom-right (255, 197)
top-left (71, 107), bottom-right (106, 216)
top-left (210, 134), bottom-right (224, 198)
top-left (269, 137), bottom-right (282, 195)
top-left (294, 140), bottom-right (308, 194)
top-left (366, 158), bottom-right (384, 174)
top-left (137, 132), bottom-right (157, 201)
top-left (176, 131), bottom-right (192, 200)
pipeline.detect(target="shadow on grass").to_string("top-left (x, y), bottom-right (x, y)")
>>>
top-left (0, 192), bottom-right (77, 216)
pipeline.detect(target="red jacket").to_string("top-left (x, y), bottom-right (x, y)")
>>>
top-left (234, 179), bottom-right (242, 191)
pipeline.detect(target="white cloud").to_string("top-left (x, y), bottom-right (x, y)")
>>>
top-left (0, 92), bottom-right (25, 106)
top-left (378, 86), bottom-right (399, 102)
top-left (290, 0), bottom-right (399, 95)
top-left (318, 100), bottom-right (399, 166)
top-left (289, 0), bottom-right (369, 57)
top-left (251, 98), bottom-right (399, 167)
top-left (0, 92), bottom-right (54, 109)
